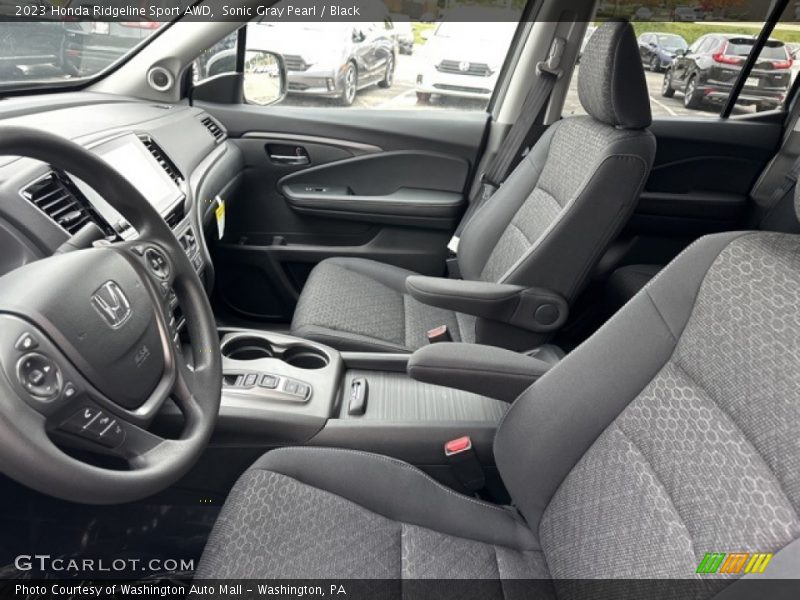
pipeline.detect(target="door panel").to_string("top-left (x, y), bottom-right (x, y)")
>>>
top-left (617, 116), bottom-right (781, 266)
top-left (199, 102), bottom-right (489, 322)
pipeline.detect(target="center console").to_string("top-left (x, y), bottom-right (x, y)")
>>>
top-left (170, 328), bottom-right (559, 497)
top-left (215, 329), bottom-right (342, 444)
top-left (208, 329), bottom-right (512, 473)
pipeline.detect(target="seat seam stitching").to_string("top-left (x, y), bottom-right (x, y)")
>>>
top-left (644, 288), bottom-right (678, 342)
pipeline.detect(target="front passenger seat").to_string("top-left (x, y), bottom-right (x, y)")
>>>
top-left (291, 21), bottom-right (656, 352)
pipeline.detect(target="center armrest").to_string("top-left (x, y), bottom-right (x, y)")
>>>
top-left (405, 275), bottom-right (568, 333)
top-left (408, 343), bottom-right (555, 403)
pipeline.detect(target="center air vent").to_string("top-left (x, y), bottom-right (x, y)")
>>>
top-left (201, 116), bottom-right (226, 143)
top-left (22, 172), bottom-right (113, 236)
top-left (139, 135), bottom-right (183, 186)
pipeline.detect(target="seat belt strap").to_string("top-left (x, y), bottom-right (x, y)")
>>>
top-left (449, 37), bottom-right (566, 256)
top-left (767, 153), bottom-right (800, 210)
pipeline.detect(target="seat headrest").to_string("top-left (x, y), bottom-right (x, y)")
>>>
top-left (578, 20), bottom-right (652, 129)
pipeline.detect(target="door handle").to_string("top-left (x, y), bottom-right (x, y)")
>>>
top-left (270, 154), bottom-right (310, 166)
top-left (266, 143), bottom-right (310, 166)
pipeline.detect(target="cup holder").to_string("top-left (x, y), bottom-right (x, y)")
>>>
top-left (221, 336), bottom-right (330, 370)
top-left (221, 337), bottom-right (274, 361)
top-left (283, 346), bottom-right (329, 370)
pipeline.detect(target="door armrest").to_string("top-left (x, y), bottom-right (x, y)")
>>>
top-left (408, 343), bottom-right (555, 403)
top-left (405, 276), bottom-right (568, 333)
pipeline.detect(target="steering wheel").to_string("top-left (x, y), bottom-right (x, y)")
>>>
top-left (0, 127), bottom-right (221, 504)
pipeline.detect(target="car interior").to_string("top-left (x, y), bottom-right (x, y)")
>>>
top-left (1, 0), bottom-right (800, 591)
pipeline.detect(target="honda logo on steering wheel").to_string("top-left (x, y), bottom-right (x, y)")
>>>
top-left (91, 281), bottom-right (132, 329)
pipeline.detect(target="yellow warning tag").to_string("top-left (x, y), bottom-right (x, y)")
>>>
top-left (215, 196), bottom-right (226, 240)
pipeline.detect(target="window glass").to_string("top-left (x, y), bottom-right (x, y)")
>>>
top-left (566, 11), bottom-right (798, 120)
top-left (0, 2), bottom-right (167, 88)
top-left (193, 8), bottom-right (521, 111)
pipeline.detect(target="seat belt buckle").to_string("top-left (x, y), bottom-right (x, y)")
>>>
top-left (447, 235), bottom-right (460, 255)
top-left (427, 325), bottom-right (453, 344)
top-left (446, 256), bottom-right (461, 279)
top-left (444, 436), bottom-right (485, 493)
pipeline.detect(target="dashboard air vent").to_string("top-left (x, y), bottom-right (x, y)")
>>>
top-left (164, 203), bottom-right (185, 229)
top-left (139, 135), bottom-right (183, 186)
top-left (22, 172), bottom-right (112, 236)
top-left (201, 116), bottom-right (225, 142)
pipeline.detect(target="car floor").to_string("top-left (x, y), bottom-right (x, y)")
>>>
top-left (0, 476), bottom-right (219, 581)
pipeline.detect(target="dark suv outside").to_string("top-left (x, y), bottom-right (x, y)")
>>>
top-left (662, 33), bottom-right (793, 111)
top-left (638, 32), bottom-right (688, 72)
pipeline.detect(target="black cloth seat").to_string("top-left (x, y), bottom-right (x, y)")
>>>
top-left (196, 448), bottom-right (548, 579)
top-left (291, 21), bottom-right (656, 353)
top-left (200, 226), bottom-right (800, 585)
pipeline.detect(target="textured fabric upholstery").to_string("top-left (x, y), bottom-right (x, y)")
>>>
top-left (504, 232), bottom-right (800, 581)
top-left (472, 117), bottom-right (654, 284)
top-left (289, 20), bottom-right (654, 353)
top-left (197, 448), bottom-right (549, 580)
top-left (291, 257), bottom-right (475, 352)
top-left (203, 231), bottom-right (800, 589)
top-left (577, 19), bottom-right (652, 129)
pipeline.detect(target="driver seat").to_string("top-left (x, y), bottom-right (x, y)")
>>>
top-left (199, 211), bottom-right (800, 581)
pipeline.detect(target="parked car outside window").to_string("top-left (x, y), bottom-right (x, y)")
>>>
top-left (662, 34), bottom-right (793, 112)
top-left (638, 32), bottom-right (688, 72)
top-left (414, 21), bottom-right (517, 104)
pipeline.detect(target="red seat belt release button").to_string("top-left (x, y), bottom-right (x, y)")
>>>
top-left (445, 436), bottom-right (472, 456)
top-left (427, 325), bottom-right (452, 344)
top-left (444, 436), bottom-right (485, 492)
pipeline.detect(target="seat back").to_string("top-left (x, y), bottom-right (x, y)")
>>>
top-left (457, 21), bottom-right (655, 305)
top-left (495, 227), bottom-right (800, 580)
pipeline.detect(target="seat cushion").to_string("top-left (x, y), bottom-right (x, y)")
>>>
top-left (291, 257), bottom-right (475, 352)
top-left (196, 447), bottom-right (549, 580)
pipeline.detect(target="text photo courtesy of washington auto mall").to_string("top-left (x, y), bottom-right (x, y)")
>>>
top-left (1, 0), bottom-right (800, 599)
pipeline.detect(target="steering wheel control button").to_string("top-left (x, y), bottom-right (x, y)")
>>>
top-left (62, 406), bottom-right (100, 434)
top-left (243, 373), bottom-right (258, 387)
top-left (63, 382), bottom-right (78, 400)
top-left (14, 332), bottom-right (38, 352)
top-left (144, 248), bottom-right (170, 280)
top-left (85, 412), bottom-right (114, 439)
top-left (61, 407), bottom-right (124, 448)
top-left (159, 281), bottom-right (171, 298)
top-left (17, 353), bottom-right (62, 400)
top-left (98, 420), bottom-right (125, 448)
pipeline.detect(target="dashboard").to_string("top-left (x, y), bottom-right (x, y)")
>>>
top-left (0, 93), bottom-right (245, 294)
